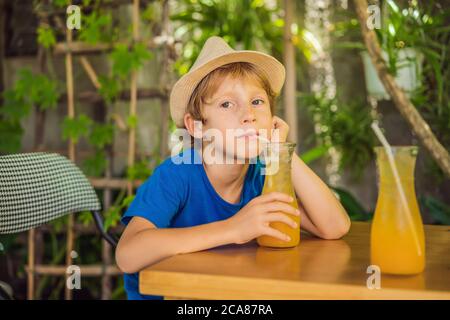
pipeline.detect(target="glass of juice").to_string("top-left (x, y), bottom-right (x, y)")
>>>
top-left (371, 146), bottom-right (425, 275)
top-left (257, 142), bottom-right (300, 248)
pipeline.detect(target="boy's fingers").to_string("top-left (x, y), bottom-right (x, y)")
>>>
top-left (263, 227), bottom-right (291, 242)
top-left (266, 212), bottom-right (298, 228)
top-left (257, 192), bottom-right (293, 204)
top-left (265, 202), bottom-right (300, 216)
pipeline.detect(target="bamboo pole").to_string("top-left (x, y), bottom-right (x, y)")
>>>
top-left (34, 43), bottom-right (47, 152)
top-left (27, 5), bottom-right (51, 299)
top-left (79, 56), bottom-right (101, 89)
top-left (38, 223), bottom-right (123, 235)
top-left (55, 87), bottom-right (167, 105)
top-left (30, 265), bottom-right (122, 276)
top-left (92, 97), bottom-right (114, 299)
top-left (27, 229), bottom-right (35, 300)
top-left (101, 151), bottom-right (113, 299)
top-left (159, 0), bottom-right (171, 159)
top-left (20, 146), bottom-right (156, 164)
top-left (127, 0), bottom-right (140, 196)
top-left (353, 0), bottom-right (450, 178)
top-left (282, 0), bottom-right (298, 144)
top-left (53, 39), bottom-right (179, 55)
top-left (76, 87), bottom-right (168, 103)
top-left (90, 177), bottom-right (142, 189)
top-left (30, 33), bottom-right (48, 301)
top-left (65, 26), bottom-right (76, 300)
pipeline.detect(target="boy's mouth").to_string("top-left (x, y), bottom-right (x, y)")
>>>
top-left (235, 129), bottom-right (259, 140)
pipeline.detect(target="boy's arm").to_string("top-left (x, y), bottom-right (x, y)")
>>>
top-left (115, 216), bottom-right (235, 274)
top-left (271, 115), bottom-right (350, 240)
top-left (116, 192), bottom-right (300, 274)
top-left (291, 152), bottom-right (351, 239)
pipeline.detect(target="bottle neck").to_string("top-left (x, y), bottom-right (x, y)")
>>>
top-left (375, 146), bottom-right (418, 184)
top-left (262, 143), bottom-right (295, 178)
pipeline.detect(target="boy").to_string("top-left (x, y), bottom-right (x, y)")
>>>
top-left (115, 36), bottom-right (351, 300)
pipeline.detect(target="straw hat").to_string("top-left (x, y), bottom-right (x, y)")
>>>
top-left (169, 36), bottom-right (286, 128)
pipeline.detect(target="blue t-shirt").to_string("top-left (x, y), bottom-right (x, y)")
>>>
top-left (120, 147), bottom-right (265, 300)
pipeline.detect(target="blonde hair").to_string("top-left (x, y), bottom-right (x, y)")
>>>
top-left (186, 62), bottom-right (278, 127)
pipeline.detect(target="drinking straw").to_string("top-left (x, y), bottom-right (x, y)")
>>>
top-left (371, 121), bottom-right (422, 256)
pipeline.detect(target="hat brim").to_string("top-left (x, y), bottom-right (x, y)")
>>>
top-left (170, 50), bottom-right (286, 128)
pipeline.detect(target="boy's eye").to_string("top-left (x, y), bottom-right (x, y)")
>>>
top-left (220, 101), bottom-right (232, 109)
top-left (252, 99), bottom-right (265, 106)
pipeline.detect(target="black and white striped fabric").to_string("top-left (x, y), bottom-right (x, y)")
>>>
top-left (0, 153), bottom-right (101, 234)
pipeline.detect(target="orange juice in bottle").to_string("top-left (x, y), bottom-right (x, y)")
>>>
top-left (371, 146), bottom-right (425, 275)
top-left (257, 142), bottom-right (300, 248)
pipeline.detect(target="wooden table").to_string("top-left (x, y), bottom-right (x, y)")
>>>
top-left (139, 222), bottom-right (450, 299)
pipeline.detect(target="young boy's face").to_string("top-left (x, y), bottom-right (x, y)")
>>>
top-left (200, 74), bottom-right (273, 162)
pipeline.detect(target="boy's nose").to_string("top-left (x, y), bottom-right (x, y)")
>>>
top-left (241, 105), bottom-right (256, 124)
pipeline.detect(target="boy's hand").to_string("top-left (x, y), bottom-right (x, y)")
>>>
top-left (271, 116), bottom-right (289, 142)
top-left (224, 192), bottom-right (300, 244)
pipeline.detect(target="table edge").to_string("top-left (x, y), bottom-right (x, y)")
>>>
top-left (139, 270), bottom-right (450, 300)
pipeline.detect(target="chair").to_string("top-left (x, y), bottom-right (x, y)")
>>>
top-left (0, 152), bottom-right (119, 300)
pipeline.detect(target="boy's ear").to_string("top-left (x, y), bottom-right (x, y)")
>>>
top-left (184, 113), bottom-right (203, 139)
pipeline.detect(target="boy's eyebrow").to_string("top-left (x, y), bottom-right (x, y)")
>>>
top-left (209, 88), bottom-right (267, 102)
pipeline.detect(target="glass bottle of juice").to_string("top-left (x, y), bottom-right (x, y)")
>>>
top-left (371, 146), bottom-right (425, 275)
top-left (257, 142), bottom-right (300, 248)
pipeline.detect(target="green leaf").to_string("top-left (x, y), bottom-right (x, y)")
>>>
top-left (98, 75), bottom-right (120, 103)
top-left (78, 11), bottom-right (113, 44)
top-left (37, 26), bottom-right (56, 48)
top-left (132, 43), bottom-right (152, 67)
top-left (420, 196), bottom-right (450, 225)
top-left (1, 90), bottom-right (31, 121)
top-left (104, 206), bottom-right (122, 232)
top-left (142, 3), bottom-right (155, 21)
top-left (110, 44), bottom-right (133, 78)
top-left (0, 121), bottom-right (23, 153)
top-left (12, 69), bottom-right (59, 110)
top-left (170, 0), bottom-right (285, 74)
top-left (62, 114), bottom-right (92, 143)
top-left (82, 150), bottom-right (107, 177)
top-left (110, 43), bottom-right (152, 78)
top-left (332, 41), bottom-right (366, 51)
top-left (89, 123), bottom-right (114, 148)
top-left (52, 0), bottom-right (70, 7)
top-left (122, 195), bottom-right (135, 207)
top-left (77, 211), bottom-right (94, 226)
top-left (35, 74), bottom-right (59, 109)
top-left (49, 215), bottom-right (68, 233)
top-left (300, 145), bottom-right (329, 164)
top-left (126, 161), bottom-right (152, 181)
top-left (301, 90), bottom-right (376, 180)
top-left (14, 69), bottom-right (35, 99)
top-left (126, 115), bottom-right (137, 129)
top-left (0, 234), bottom-right (18, 255)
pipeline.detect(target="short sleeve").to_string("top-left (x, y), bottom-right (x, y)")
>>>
top-left (121, 164), bottom-right (187, 228)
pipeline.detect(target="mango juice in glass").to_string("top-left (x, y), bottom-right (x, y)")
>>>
top-left (371, 146), bottom-right (425, 275)
top-left (257, 142), bottom-right (300, 248)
